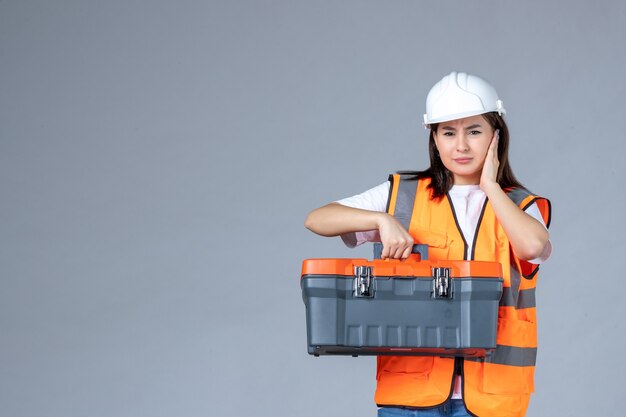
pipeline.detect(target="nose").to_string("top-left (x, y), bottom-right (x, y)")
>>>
top-left (456, 133), bottom-right (469, 152)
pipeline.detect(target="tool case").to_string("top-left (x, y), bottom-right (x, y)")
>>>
top-left (301, 244), bottom-right (503, 357)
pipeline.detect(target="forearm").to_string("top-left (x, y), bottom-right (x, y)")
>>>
top-left (482, 182), bottom-right (549, 261)
top-left (304, 203), bottom-right (384, 237)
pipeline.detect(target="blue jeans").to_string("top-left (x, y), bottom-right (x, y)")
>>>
top-left (377, 400), bottom-right (471, 417)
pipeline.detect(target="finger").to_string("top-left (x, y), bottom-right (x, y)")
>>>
top-left (488, 136), bottom-right (497, 154)
top-left (492, 136), bottom-right (499, 165)
top-left (485, 135), bottom-right (498, 164)
top-left (388, 246), bottom-right (399, 259)
top-left (381, 245), bottom-right (390, 259)
top-left (400, 241), bottom-right (414, 259)
top-left (491, 130), bottom-right (499, 153)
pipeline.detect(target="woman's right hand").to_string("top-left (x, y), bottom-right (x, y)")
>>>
top-left (305, 203), bottom-right (414, 259)
top-left (376, 213), bottom-right (414, 259)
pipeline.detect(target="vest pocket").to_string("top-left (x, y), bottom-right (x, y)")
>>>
top-left (411, 229), bottom-right (450, 260)
top-left (495, 317), bottom-right (537, 347)
top-left (377, 356), bottom-right (434, 380)
top-left (481, 361), bottom-right (535, 395)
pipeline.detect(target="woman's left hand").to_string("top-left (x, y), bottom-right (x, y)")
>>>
top-left (480, 129), bottom-right (500, 190)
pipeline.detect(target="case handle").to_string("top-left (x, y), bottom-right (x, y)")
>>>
top-left (373, 243), bottom-right (429, 260)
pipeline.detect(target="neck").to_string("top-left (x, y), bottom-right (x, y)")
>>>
top-left (452, 173), bottom-right (480, 185)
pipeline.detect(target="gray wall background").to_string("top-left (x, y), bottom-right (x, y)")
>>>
top-left (1, 1), bottom-right (625, 416)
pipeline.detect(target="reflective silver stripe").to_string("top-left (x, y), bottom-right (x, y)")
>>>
top-left (467, 345), bottom-right (537, 367)
top-left (393, 178), bottom-right (418, 231)
top-left (506, 187), bottom-right (532, 207)
top-left (509, 264), bottom-right (521, 307)
top-left (500, 287), bottom-right (536, 309)
top-left (517, 288), bottom-right (536, 309)
top-left (507, 188), bottom-right (550, 227)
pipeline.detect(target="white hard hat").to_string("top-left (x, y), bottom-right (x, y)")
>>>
top-left (423, 72), bottom-right (505, 127)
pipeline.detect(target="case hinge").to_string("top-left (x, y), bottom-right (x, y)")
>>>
top-left (354, 266), bottom-right (374, 298)
top-left (432, 267), bottom-right (452, 299)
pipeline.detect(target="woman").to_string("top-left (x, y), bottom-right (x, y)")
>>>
top-left (305, 72), bottom-right (552, 417)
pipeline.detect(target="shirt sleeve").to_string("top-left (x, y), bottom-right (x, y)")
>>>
top-left (334, 181), bottom-right (390, 248)
top-left (524, 202), bottom-right (553, 264)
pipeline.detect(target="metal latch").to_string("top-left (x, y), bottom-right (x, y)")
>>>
top-left (354, 266), bottom-right (374, 298)
top-left (432, 267), bottom-right (452, 299)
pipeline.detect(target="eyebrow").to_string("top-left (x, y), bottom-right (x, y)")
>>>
top-left (441, 123), bottom-right (483, 131)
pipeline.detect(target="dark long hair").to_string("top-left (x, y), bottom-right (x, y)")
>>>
top-left (399, 112), bottom-right (524, 198)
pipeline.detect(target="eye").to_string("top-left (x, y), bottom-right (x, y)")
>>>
top-left (468, 130), bottom-right (482, 136)
top-left (442, 131), bottom-right (455, 137)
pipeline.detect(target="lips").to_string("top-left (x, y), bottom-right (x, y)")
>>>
top-left (453, 157), bottom-right (473, 164)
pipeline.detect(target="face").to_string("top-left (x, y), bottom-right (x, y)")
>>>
top-left (433, 115), bottom-right (495, 185)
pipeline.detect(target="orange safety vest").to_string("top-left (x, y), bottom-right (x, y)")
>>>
top-left (375, 175), bottom-right (551, 417)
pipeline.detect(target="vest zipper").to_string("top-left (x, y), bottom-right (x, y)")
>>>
top-left (469, 198), bottom-right (489, 261)
top-left (445, 193), bottom-right (469, 260)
